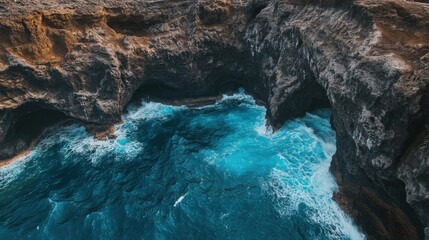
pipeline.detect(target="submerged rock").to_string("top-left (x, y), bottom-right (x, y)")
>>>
top-left (0, 0), bottom-right (428, 239)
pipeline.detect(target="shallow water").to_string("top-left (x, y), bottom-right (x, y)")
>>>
top-left (0, 91), bottom-right (363, 239)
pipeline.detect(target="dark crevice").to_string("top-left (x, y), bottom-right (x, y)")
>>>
top-left (106, 15), bottom-right (166, 36)
top-left (0, 24), bottom-right (12, 46)
top-left (395, 116), bottom-right (426, 168)
top-left (0, 103), bottom-right (69, 160)
top-left (42, 15), bottom-right (65, 29)
top-left (129, 83), bottom-right (181, 104)
top-left (249, 4), bottom-right (268, 20)
top-left (198, 4), bottom-right (230, 26)
top-left (309, 95), bottom-right (331, 111)
top-left (395, 87), bottom-right (428, 168)
top-left (215, 80), bottom-right (242, 94)
top-left (381, 179), bottom-right (425, 240)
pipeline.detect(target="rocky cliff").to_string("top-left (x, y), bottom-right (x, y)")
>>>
top-left (0, 0), bottom-right (428, 239)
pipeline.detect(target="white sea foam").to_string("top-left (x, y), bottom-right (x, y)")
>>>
top-left (266, 162), bottom-right (363, 239)
top-left (0, 152), bottom-right (34, 188)
top-left (1, 101), bottom-right (173, 170)
top-left (255, 118), bottom-right (273, 137)
top-left (174, 193), bottom-right (187, 207)
top-left (124, 101), bottom-right (183, 121)
top-left (215, 89), bottom-right (263, 109)
top-left (264, 119), bottom-right (364, 240)
top-left (20, 123), bottom-right (145, 166)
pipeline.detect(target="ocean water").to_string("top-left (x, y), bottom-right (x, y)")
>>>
top-left (0, 91), bottom-right (364, 240)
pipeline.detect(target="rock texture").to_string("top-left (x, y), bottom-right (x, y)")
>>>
top-left (0, 0), bottom-right (428, 239)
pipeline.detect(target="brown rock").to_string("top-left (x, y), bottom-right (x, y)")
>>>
top-left (0, 0), bottom-right (428, 239)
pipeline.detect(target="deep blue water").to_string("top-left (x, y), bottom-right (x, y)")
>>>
top-left (0, 91), bottom-right (363, 239)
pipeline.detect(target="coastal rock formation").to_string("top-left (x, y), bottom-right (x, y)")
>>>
top-left (0, 0), bottom-right (428, 239)
top-left (248, 1), bottom-right (429, 239)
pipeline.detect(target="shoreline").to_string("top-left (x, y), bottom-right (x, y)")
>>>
top-left (0, 149), bottom-right (31, 168)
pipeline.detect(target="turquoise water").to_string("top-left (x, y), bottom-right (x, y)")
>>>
top-left (0, 91), bottom-right (363, 239)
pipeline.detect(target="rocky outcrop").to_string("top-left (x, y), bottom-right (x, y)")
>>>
top-left (0, 0), bottom-right (428, 239)
top-left (247, 1), bottom-right (429, 239)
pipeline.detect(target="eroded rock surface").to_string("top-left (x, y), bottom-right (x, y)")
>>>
top-left (0, 0), bottom-right (428, 239)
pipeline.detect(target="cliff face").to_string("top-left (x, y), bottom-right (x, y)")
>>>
top-left (249, 1), bottom-right (429, 238)
top-left (0, 0), bottom-right (428, 239)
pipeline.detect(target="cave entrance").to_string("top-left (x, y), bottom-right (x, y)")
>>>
top-left (0, 104), bottom-right (68, 160)
top-left (128, 79), bottom-right (244, 108)
top-left (308, 84), bottom-right (331, 111)
top-left (130, 83), bottom-right (182, 103)
top-left (268, 76), bottom-right (332, 131)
